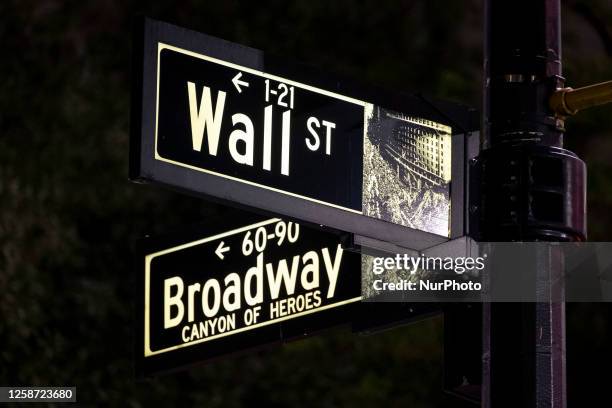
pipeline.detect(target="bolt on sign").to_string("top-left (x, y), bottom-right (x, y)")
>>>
top-left (135, 217), bottom-right (362, 376)
top-left (130, 18), bottom-right (473, 251)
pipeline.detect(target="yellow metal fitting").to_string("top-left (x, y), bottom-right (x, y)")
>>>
top-left (550, 81), bottom-right (612, 117)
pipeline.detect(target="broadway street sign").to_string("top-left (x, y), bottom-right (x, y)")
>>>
top-left (131, 18), bottom-right (475, 251)
top-left (136, 216), bottom-right (362, 375)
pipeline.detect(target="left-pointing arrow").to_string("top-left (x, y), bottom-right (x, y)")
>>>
top-left (232, 72), bottom-right (249, 93)
top-left (215, 241), bottom-right (230, 260)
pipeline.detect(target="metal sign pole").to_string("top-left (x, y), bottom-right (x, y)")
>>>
top-left (479, 0), bottom-right (586, 407)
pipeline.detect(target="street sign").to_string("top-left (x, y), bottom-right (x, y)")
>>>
top-left (131, 18), bottom-right (475, 252)
top-left (136, 216), bottom-right (362, 375)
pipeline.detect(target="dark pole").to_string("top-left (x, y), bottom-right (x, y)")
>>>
top-left (479, 0), bottom-right (586, 407)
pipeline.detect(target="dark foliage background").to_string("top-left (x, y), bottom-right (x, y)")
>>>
top-left (1, 0), bottom-right (611, 406)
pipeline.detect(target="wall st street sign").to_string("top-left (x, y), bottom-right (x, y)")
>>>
top-left (136, 217), bottom-right (362, 375)
top-left (131, 18), bottom-right (475, 252)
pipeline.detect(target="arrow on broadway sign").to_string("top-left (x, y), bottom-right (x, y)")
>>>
top-left (131, 18), bottom-right (473, 251)
top-left (214, 241), bottom-right (229, 259)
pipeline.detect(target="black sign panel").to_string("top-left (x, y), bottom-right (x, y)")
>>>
top-left (156, 46), bottom-right (364, 211)
top-left (131, 18), bottom-right (474, 251)
top-left (137, 218), bottom-right (361, 375)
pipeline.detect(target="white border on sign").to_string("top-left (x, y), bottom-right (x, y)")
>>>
top-left (144, 218), bottom-right (362, 357)
top-left (153, 42), bottom-right (370, 215)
